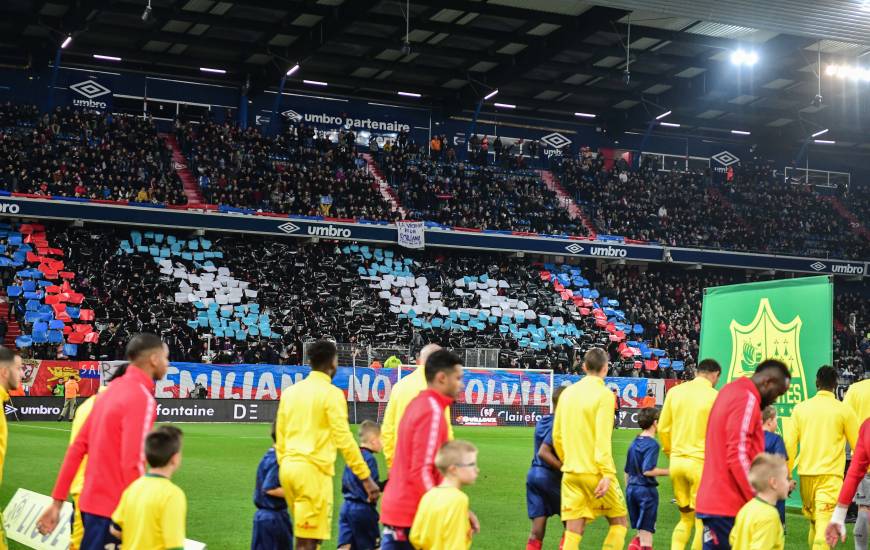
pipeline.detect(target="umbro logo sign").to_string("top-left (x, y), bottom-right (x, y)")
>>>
top-left (282, 110), bottom-right (303, 122)
top-left (70, 80), bottom-right (111, 99)
top-left (711, 151), bottom-right (739, 167)
top-left (4, 404), bottom-right (15, 415)
top-left (70, 80), bottom-right (111, 110)
top-left (277, 222), bottom-right (300, 234)
top-left (810, 261), bottom-right (826, 271)
top-left (540, 132), bottom-right (572, 150)
top-left (565, 244), bottom-right (585, 254)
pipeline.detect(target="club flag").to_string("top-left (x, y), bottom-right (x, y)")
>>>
top-left (699, 275), bottom-right (832, 420)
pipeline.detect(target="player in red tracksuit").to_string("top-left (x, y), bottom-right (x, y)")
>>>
top-left (380, 349), bottom-right (471, 550)
top-left (695, 359), bottom-right (791, 550)
top-left (36, 334), bottom-right (170, 550)
top-left (826, 418), bottom-right (870, 547)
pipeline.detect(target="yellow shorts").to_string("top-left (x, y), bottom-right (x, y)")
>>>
top-left (70, 493), bottom-right (84, 550)
top-left (799, 474), bottom-right (841, 521)
top-left (670, 457), bottom-right (703, 510)
top-left (279, 460), bottom-right (333, 541)
top-left (561, 473), bottom-right (627, 521)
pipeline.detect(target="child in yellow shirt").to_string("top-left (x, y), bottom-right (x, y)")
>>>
top-left (729, 452), bottom-right (789, 550)
top-left (411, 440), bottom-right (480, 549)
top-left (110, 426), bottom-right (187, 550)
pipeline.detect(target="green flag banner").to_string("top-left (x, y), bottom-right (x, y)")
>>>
top-left (700, 275), bottom-right (833, 417)
top-left (699, 276), bottom-right (833, 509)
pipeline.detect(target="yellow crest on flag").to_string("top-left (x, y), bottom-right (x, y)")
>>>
top-left (727, 299), bottom-right (807, 406)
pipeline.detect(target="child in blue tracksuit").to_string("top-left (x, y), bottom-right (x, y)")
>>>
top-left (625, 407), bottom-right (669, 550)
top-left (762, 405), bottom-right (789, 527)
top-left (338, 420), bottom-right (383, 550)
top-left (251, 423), bottom-right (293, 550)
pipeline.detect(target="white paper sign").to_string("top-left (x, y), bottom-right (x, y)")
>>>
top-left (397, 221), bottom-right (425, 249)
top-left (3, 488), bottom-right (72, 550)
top-left (3, 488), bottom-right (208, 550)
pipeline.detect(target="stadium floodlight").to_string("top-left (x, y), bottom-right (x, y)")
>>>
top-left (200, 67), bottom-right (226, 74)
top-left (493, 102), bottom-right (516, 109)
top-left (286, 64), bottom-right (300, 76)
top-left (811, 128), bottom-right (829, 138)
top-left (303, 79), bottom-right (327, 86)
top-left (730, 130), bottom-right (751, 135)
top-left (484, 89), bottom-right (499, 100)
top-left (398, 91), bottom-right (421, 98)
top-left (731, 49), bottom-right (759, 66)
top-left (93, 54), bottom-right (121, 62)
top-left (814, 139), bottom-right (836, 144)
top-left (655, 110), bottom-right (672, 120)
top-left (659, 121), bottom-right (680, 128)
top-left (61, 35), bottom-right (72, 49)
top-left (574, 112), bottom-right (596, 118)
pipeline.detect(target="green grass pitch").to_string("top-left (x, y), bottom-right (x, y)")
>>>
top-left (2, 422), bottom-right (854, 549)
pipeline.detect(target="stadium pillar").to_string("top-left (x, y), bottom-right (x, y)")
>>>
top-left (270, 75), bottom-right (287, 137)
top-left (45, 48), bottom-right (62, 114)
top-left (239, 91), bottom-right (248, 130)
top-left (462, 98), bottom-right (484, 162)
top-left (635, 120), bottom-right (656, 171)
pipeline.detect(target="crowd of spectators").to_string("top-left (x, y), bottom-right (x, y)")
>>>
top-left (176, 120), bottom-right (395, 220)
top-left (835, 290), bottom-right (870, 382)
top-left (555, 150), bottom-right (869, 260)
top-left (0, 222), bottom-right (865, 384)
top-left (377, 140), bottom-right (587, 235)
top-left (0, 103), bottom-right (185, 204)
top-left (723, 164), bottom-right (868, 260)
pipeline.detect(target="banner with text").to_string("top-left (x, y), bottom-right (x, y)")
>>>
top-left (26, 361), bottom-right (649, 407)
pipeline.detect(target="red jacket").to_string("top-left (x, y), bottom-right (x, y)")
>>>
top-left (380, 388), bottom-right (453, 528)
top-left (838, 419), bottom-right (870, 506)
top-left (51, 366), bottom-right (156, 517)
top-left (696, 377), bottom-right (764, 517)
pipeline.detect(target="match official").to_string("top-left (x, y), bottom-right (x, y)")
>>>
top-left (275, 339), bottom-right (379, 550)
top-left (785, 365), bottom-right (858, 550)
top-left (553, 347), bottom-right (628, 550)
top-left (658, 358), bottom-right (720, 550)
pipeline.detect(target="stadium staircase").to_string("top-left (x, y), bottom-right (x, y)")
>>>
top-left (0, 298), bottom-right (21, 350)
top-left (160, 133), bottom-right (204, 206)
top-left (539, 170), bottom-right (597, 236)
top-left (362, 153), bottom-right (408, 219)
top-left (824, 195), bottom-right (870, 241)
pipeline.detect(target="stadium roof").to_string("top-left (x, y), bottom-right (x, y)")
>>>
top-left (4, 0), bottom-right (870, 145)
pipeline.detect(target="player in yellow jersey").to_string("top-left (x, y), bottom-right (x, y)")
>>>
top-left (729, 453), bottom-right (789, 550)
top-left (381, 343), bottom-right (453, 468)
top-left (553, 347), bottom-right (627, 550)
top-left (844, 377), bottom-right (870, 550)
top-left (785, 365), bottom-right (858, 550)
top-left (110, 426), bottom-right (186, 550)
top-left (0, 348), bottom-right (22, 550)
top-left (658, 358), bottom-right (721, 550)
top-left (275, 339), bottom-right (379, 550)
